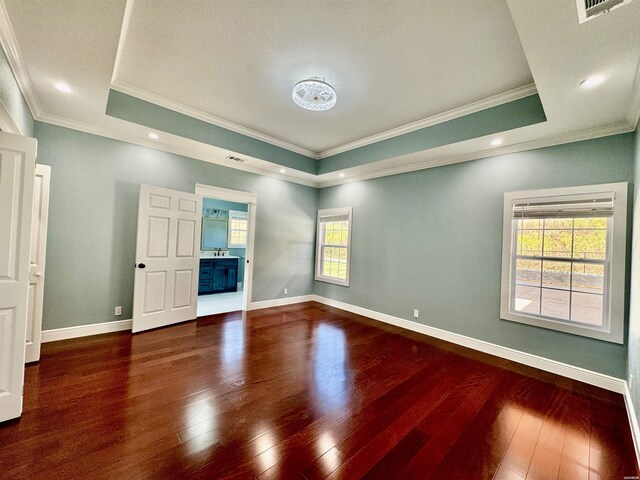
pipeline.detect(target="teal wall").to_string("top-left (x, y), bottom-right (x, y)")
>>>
top-left (34, 121), bottom-right (318, 330)
top-left (0, 45), bottom-right (33, 137)
top-left (201, 197), bottom-right (248, 283)
top-left (629, 125), bottom-right (640, 420)
top-left (314, 134), bottom-right (635, 378)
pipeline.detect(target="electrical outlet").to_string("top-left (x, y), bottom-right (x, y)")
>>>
top-left (284, 288), bottom-right (288, 295)
top-left (114, 306), bottom-right (122, 316)
top-left (413, 309), bottom-right (419, 318)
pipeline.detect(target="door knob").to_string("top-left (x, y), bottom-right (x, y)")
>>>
top-left (137, 263), bottom-right (146, 269)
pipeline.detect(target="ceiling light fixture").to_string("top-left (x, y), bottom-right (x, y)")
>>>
top-left (338, 173), bottom-right (345, 178)
top-left (580, 75), bottom-right (606, 89)
top-left (54, 82), bottom-right (72, 93)
top-left (147, 132), bottom-right (159, 140)
top-left (279, 168), bottom-right (287, 174)
top-left (292, 77), bottom-right (337, 111)
top-left (491, 138), bottom-right (503, 146)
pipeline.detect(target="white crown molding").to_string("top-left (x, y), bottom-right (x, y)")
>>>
top-left (0, 0), bottom-right (43, 118)
top-left (317, 121), bottom-right (636, 188)
top-left (110, 80), bottom-right (320, 159)
top-left (110, 0), bottom-right (135, 84)
top-left (41, 318), bottom-right (133, 343)
top-left (317, 84), bottom-right (539, 159)
top-left (310, 295), bottom-right (626, 393)
top-left (624, 382), bottom-right (640, 471)
top-left (36, 113), bottom-right (317, 188)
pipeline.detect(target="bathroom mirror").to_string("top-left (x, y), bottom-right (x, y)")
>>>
top-left (201, 218), bottom-right (228, 249)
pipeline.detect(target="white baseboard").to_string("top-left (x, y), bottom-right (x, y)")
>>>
top-left (41, 319), bottom-right (133, 343)
top-left (310, 295), bottom-right (626, 394)
top-left (247, 295), bottom-right (314, 311)
top-left (624, 383), bottom-right (640, 470)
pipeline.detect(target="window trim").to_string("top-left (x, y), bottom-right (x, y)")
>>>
top-left (499, 182), bottom-right (627, 344)
top-left (227, 210), bottom-right (248, 248)
top-left (315, 207), bottom-right (353, 287)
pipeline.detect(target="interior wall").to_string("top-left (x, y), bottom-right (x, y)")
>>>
top-left (0, 45), bottom-right (33, 136)
top-left (629, 125), bottom-right (640, 420)
top-left (34, 121), bottom-right (318, 330)
top-left (201, 197), bottom-right (248, 283)
top-left (314, 133), bottom-right (635, 378)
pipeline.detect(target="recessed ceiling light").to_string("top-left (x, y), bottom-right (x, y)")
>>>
top-left (54, 82), bottom-right (72, 93)
top-left (580, 75), bottom-right (606, 89)
top-left (147, 132), bottom-right (159, 140)
top-left (338, 173), bottom-right (345, 178)
top-left (491, 138), bottom-right (503, 146)
top-left (279, 168), bottom-right (287, 174)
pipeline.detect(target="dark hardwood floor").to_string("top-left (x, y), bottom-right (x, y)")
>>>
top-left (1, 302), bottom-right (637, 479)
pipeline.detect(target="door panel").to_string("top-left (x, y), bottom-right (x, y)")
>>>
top-left (132, 185), bottom-right (202, 333)
top-left (25, 164), bottom-right (50, 363)
top-left (0, 132), bottom-right (37, 422)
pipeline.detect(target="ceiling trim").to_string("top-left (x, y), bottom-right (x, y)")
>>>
top-left (111, 80), bottom-right (321, 159)
top-left (0, 0), bottom-right (42, 117)
top-left (36, 113), bottom-right (318, 188)
top-left (628, 55), bottom-right (640, 129)
top-left (109, 0), bottom-right (135, 85)
top-left (316, 122), bottom-right (635, 188)
top-left (318, 84), bottom-right (538, 158)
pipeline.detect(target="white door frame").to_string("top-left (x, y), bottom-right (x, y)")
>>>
top-left (195, 184), bottom-right (257, 311)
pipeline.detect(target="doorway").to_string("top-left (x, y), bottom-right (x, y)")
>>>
top-left (194, 184), bottom-right (257, 317)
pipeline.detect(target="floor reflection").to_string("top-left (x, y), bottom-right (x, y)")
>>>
top-left (313, 323), bottom-right (349, 412)
top-left (221, 317), bottom-right (245, 375)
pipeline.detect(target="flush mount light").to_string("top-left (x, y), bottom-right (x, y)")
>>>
top-left (147, 132), bottom-right (159, 140)
top-left (54, 82), bottom-right (72, 93)
top-left (491, 138), bottom-right (503, 146)
top-left (338, 172), bottom-right (345, 178)
top-left (580, 75), bottom-right (606, 89)
top-left (279, 168), bottom-right (287, 174)
top-left (292, 77), bottom-right (337, 111)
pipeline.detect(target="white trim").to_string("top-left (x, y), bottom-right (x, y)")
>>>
top-left (624, 382), bottom-right (640, 471)
top-left (41, 319), bottom-right (133, 343)
top-left (628, 49), bottom-right (640, 130)
top-left (0, 0), bottom-right (43, 117)
top-left (195, 183), bottom-right (257, 204)
top-left (0, 96), bottom-right (21, 134)
top-left (109, 0), bottom-right (135, 84)
top-left (499, 182), bottom-right (627, 344)
top-left (111, 80), bottom-right (319, 159)
top-left (316, 122), bottom-right (635, 188)
top-left (247, 295), bottom-right (314, 311)
top-left (317, 84), bottom-right (538, 159)
top-left (310, 295), bottom-right (626, 393)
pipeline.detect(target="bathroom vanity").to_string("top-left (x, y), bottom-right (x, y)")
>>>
top-left (198, 256), bottom-right (239, 295)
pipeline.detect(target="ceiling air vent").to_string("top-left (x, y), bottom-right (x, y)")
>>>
top-left (225, 155), bottom-right (245, 163)
top-left (577, 0), bottom-right (632, 23)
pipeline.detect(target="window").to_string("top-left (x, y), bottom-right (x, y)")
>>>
top-left (500, 183), bottom-right (627, 344)
top-left (315, 207), bottom-right (352, 286)
top-left (228, 210), bottom-right (248, 248)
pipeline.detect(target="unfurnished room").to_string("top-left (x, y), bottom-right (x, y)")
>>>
top-left (1, 1), bottom-right (640, 478)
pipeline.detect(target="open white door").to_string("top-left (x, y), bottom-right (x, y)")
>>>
top-left (132, 185), bottom-right (202, 333)
top-left (25, 164), bottom-right (50, 363)
top-left (0, 131), bottom-right (36, 422)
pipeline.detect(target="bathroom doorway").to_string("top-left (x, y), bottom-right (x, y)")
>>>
top-left (194, 184), bottom-right (257, 316)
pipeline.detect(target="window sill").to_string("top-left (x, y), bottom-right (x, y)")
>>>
top-left (315, 275), bottom-right (350, 287)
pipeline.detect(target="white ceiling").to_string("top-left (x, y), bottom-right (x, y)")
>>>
top-left (0, 0), bottom-right (639, 187)
top-left (115, 0), bottom-right (534, 153)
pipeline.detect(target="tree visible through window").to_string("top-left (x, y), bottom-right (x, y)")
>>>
top-left (316, 207), bottom-right (352, 286)
top-left (228, 210), bottom-right (248, 248)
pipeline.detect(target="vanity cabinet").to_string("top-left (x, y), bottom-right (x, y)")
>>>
top-left (199, 257), bottom-right (238, 294)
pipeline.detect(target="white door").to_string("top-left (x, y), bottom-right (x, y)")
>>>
top-left (25, 164), bottom-right (50, 363)
top-left (132, 185), bottom-right (202, 333)
top-left (0, 131), bottom-right (37, 422)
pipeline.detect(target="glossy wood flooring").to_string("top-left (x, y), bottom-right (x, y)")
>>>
top-left (1, 302), bottom-right (638, 479)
